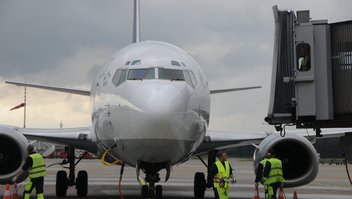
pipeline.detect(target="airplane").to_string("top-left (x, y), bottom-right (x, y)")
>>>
top-left (1, 1), bottom-right (351, 198)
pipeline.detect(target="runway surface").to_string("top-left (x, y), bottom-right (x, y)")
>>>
top-left (1, 158), bottom-right (351, 198)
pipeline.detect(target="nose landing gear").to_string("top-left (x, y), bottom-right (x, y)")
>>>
top-left (140, 173), bottom-right (163, 199)
top-left (137, 161), bottom-right (170, 199)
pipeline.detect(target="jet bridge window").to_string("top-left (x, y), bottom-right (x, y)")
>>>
top-left (296, 43), bottom-right (311, 71)
top-left (128, 68), bottom-right (155, 80)
top-left (158, 68), bottom-right (184, 81)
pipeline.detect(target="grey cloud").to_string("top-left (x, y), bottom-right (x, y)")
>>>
top-left (1, 0), bottom-right (351, 131)
top-left (0, 1), bottom-right (131, 79)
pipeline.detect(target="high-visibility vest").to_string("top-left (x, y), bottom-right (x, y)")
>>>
top-left (213, 161), bottom-right (230, 189)
top-left (28, 153), bottom-right (46, 179)
top-left (264, 158), bottom-right (284, 185)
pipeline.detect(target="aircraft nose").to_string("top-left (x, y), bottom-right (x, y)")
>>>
top-left (130, 81), bottom-right (189, 114)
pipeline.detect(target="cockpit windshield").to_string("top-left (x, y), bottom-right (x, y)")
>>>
top-left (127, 68), bottom-right (185, 81)
top-left (158, 68), bottom-right (184, 81)
top-left (128, 68), bottom-right (155, 80)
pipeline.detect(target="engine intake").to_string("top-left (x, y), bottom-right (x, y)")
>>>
top-left (254, 133), bottom-right (319, 187)
top-left (0, 126), bottom-right (28, 184)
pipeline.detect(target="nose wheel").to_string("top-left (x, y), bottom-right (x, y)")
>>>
top-left (141, 184), bottom-right (163, 199)
top-left (137, 161), bottom-right (170, 198)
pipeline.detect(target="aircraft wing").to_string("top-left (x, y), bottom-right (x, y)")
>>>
top-left (5, 81), bottom-right (91, 96)
top-left (18, 126), bottom-right (98, 153)
top-left (196, 128), bottom-right (352, 154)
top-left (210, 86), bottom-right (261, 94)
top-left (196, 130), bottom-right (268, 154)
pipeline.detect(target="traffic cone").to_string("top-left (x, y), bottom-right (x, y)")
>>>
top-left (253, 187), bottom-right (260, 199)
top-left (3, 184), bottom-right (11, 199)
top-left (278, 188), bottom-right (285, 199)
top-left (11, 183), bottom-right (18, 199)
top-left (293, 191), bottom-right (298, 199)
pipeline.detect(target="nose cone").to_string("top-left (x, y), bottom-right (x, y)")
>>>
top-left (130, 81), bottom-right (189, 114)
top-left (120, 81), bottom-right (193, 142)
top-left (106, 81), bottom-right (206, 165)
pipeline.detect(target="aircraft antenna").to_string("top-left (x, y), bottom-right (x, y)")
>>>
top-left (132, 0), bottom-right (140, 43)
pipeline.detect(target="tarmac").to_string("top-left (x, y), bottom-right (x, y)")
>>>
top-left (1, 158), bottom-right (352, 199)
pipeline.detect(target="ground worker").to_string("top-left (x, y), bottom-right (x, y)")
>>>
top-left (12, 145), bottom-right (46, 199)
top-left (209, 150), bottom-right (236, 199)
top-left (298, 44), bottom-right (311, 71)
top-left (255, 149), bottom-right (285, 199)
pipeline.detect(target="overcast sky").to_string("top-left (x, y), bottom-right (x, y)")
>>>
top-left (0, 0), bottom-right (351, 133)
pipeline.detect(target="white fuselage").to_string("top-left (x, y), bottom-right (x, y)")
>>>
top-left (91, 41), bottom-right (210, 166)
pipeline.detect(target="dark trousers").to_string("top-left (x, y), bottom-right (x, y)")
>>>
top-left (24, 177), bottom-right (44, 198)
top-left (264, 182), bottom-right (280, 199)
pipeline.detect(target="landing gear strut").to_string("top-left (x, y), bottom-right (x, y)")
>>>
top-left (55, 147), bottom-right (88, 197)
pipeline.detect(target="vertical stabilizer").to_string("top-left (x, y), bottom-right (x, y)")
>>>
top-left (133, 0), bottom-right (140, 43)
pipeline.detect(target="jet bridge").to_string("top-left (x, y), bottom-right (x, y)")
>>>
top-left (265, 6), bottom-right (352, 131)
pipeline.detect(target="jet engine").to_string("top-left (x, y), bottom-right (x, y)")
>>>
top-left (0, 126), bottom-right (29, 184)
top-left (253, 133), bottom-right (319, 187)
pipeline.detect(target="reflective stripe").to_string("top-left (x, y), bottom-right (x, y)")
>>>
top-left (214, 178), bottom-right (229, 182)
top-left (31, 164), bottom-right (46, 169)
top-left (29, 170), bottom-right (46, 175)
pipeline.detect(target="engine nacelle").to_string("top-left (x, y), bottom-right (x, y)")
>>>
top-left (0, 125), bottom-right (28, 184)
top-left (253, 133), bottom-right (319, 187)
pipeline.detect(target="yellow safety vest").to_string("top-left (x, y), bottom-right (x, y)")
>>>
top-left (213, 161), bottom-right (230, 189)
top-left (264, 158), bottom-right (284, 185)
top-left (28, 153), bottom-right (46, 179)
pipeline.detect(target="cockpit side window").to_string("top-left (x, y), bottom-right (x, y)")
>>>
top-left (183, 70), bottom-right (198, 88)
top-left (112, 69), bottom-right (128, 87)
top-left (128, 68), bottom-right (155, 80)
top-left (112, 69), bottom-right (122, 86)
top-left (118, 69), bottom-right (128, 85)
top-left (158, 68), bottom-right (184, 81)
top-left (183, 71), bottom-right (194, 88)
top-left (189, 71), bottom-right (198, 87)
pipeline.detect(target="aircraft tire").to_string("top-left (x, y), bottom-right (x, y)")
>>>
top-left (194, 172), bottom-right (206, 198)
top-left (56, 170), bottom-right (68, 197)
top-left (141, 185), bottom-right (148, 199)
top-left (155, 185), bottom-right (162, 199)
top-left (76, 170), bottom-right (88, 197)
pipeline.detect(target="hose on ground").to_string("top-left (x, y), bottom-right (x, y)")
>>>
top-left (344, 154), bottom-right (352, 185)
top-left (100, 146), bottom-right (125, 198)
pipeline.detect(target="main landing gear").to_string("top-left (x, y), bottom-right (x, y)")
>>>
top-left (194, 150), bottom-right (217, 199)
top-left (55, 147), bottom-right (88, 197)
